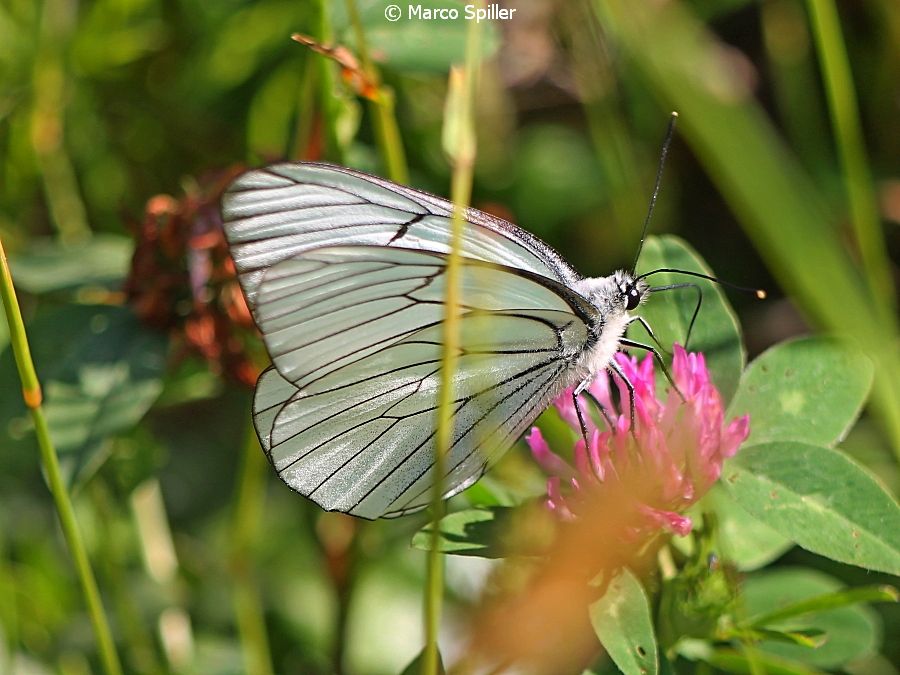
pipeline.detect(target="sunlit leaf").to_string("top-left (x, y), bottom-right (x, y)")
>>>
top-left (723, 442), bottom-right (900, 575)
top-left (727, 337), bottom-right (873, 447)
top-left (589, 569), bottom-right (658, 675)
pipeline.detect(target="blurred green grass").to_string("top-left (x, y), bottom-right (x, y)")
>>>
top-left (1, 0), bottom-right (898, 673)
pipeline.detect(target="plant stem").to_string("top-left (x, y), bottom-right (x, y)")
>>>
top-left (424, 13), bottom-right (482, 675)
top-left (0, 237), bottom-right (122, 675)
top-left (805, 0), bottom-right (895, 312)
top-left (320, 514), bottom-right (359, 675)
top-left (0, 527), bottom-right (19, 674)
top-left (315, 0), bottom-right (345, 163)
top-left (30, 0), bottom-right (90, 243)
top-left (292, 55), bottom-right (322, 161)
top-left (131, 479), bottom-right (193, 671)
top-left (91, 482), bottom-right (162, 675)
top-left (422, 162), bottom-right (468, 671)
top-left (344, 0), bottom-right (409, 183)
top-left (229, 424), bottom-right (275, 675)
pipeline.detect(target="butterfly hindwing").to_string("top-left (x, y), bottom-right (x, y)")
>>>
top-left (251, 245), bottom-right (596, 518)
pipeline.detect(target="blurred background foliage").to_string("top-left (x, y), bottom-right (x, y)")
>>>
top-left (0, 0), bottom-right (898, 673)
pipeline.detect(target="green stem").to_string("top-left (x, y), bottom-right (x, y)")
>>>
top-left (370, 88), bottom-right (409, 184)
top-left (229, 425), bottom-right (275, 675)
top-left (315, 0), bottom-right (345, 163)
top-left (326, 517), bottom-right (359, 675)
top-left (0, 525), bottom-right (18, 674)
top-left (91, 482), bottom-right (162, 675)
top-left (805, 0), bottom-right (894, 311)
top-left (0, 239), bottom-right (122, 675)
top-left (344, 0), bottom-right (409, 183)
top-left (424, 13), bottom-right (482, 675)
top-left (292, 54), bottom-right (321, 161)
top-left (30, 0), bottom-right (90, 243)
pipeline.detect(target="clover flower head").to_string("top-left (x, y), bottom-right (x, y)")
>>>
top-left (527, 346), bottom-right (749, 537)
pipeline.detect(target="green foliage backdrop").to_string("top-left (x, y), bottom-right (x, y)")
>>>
top-left (1, 0), bottom-right (898, 673)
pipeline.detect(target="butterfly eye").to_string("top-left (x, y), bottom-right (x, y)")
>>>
top-left (625, 286), bottom-right (641, 311)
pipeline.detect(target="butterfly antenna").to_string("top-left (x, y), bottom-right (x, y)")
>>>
top-left (632, 111), bottom-right (679, 274)
top-left (639, 268), bottom-right (767, 299)
top-left (645, 274), bottom-right (766, 348)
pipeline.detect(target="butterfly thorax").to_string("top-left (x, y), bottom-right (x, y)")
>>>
top-left (571, 271), bottom-right (649, 380)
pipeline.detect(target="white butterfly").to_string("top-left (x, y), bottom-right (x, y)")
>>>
top-left (222, 162), bottom-right (657, 519)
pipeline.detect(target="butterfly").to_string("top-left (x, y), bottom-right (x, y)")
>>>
top-left (222, 161), bottom-right (669, 519)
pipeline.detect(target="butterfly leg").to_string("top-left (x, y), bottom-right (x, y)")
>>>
top-left (626, 315), bottom-right (668, 354)
top-left (646, 282), bottom-right (702, 349)
top-left (572, 380), bottom-right (592, 449)
top-left (607, 359), bottom-right (637, 433)
top-left (619, 338), bottom-right (684, 401)
top-left (583, 389), bottom-right (615, 430)
top-left (573, 378), bottom-right (616, 441)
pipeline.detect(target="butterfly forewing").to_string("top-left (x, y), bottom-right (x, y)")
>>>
top-left (250, 245), bottom-right (596, 518)
top-left (222, 163), bottom-right (580, 311)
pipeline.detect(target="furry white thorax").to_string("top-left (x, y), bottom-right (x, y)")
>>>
top-left (571, 270), bottom-right (649, 381)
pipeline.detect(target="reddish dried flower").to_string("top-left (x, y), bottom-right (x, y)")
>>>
top-left (124, 167), bottom-right (260, 387)
top-left (291, 33), bottom-right (380, 100)
top-left (527, 346), bottom-right (749, 537)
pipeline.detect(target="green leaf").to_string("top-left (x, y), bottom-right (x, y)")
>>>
top-left (247, 63), bottom-right (304, 158)
top-left (727, 337), bottom-right (873, 447)
top-left (8, 235), bottom-right (133, 294)
top-left (739, 568), bottom-right (881, 668)
top-left (589, 569), bottom-right (658, 675)
top-left (410, 506), bottom-right (552, 558)
top-left (583, 650), bottom-right (677, 675)
top-left (701, 484), bottom-right (793, 571)
top-left (633, 235), bottom-right (744, 402)
top-left (701, 647), bottom-right (824, 675)
top-left (0, 310), bottom-right (7, 353)
top-left (1, 305), bottom-right (167, 488)
top-left (722, 442), bottom-right (900, 575)
top-left (145, 387), bottom-right (253, 517)
top-left (456, 474), bottom-right (517, 508)
top-left (745, 585), bottom-right (898, 629)
top-left (737, 627), bottom-right (826, 649)
top-left (399, 646), bottom-right (445, 675)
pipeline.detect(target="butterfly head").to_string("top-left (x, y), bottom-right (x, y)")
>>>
top-left (616, 271), bottom-right (649, 311)
top-left (574, 271), bottom-right (649, 320)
